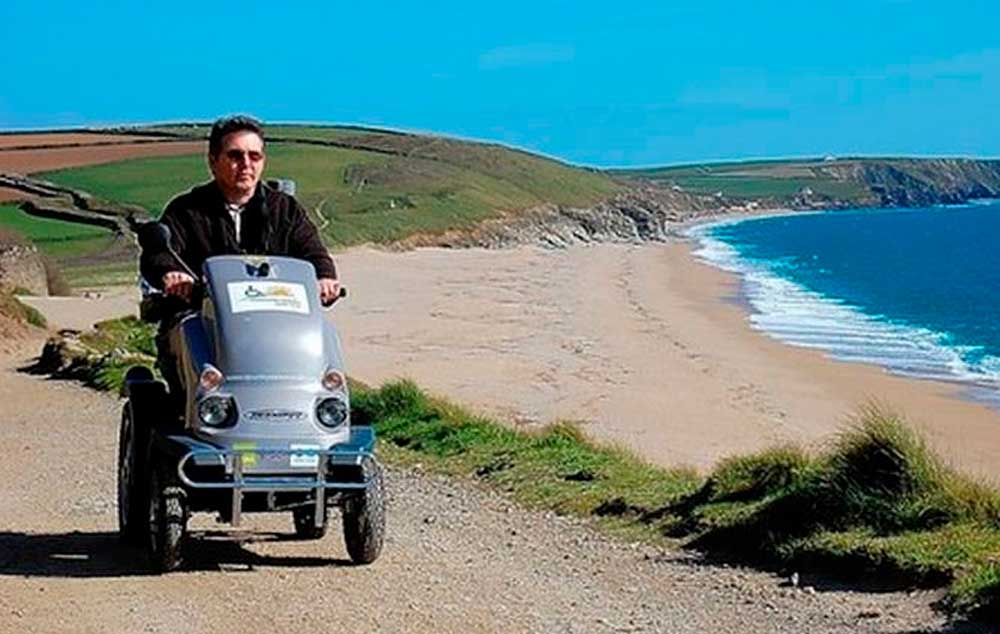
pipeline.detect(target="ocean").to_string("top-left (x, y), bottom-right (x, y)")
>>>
top-left (689, 201), bottom-right (1000, 405)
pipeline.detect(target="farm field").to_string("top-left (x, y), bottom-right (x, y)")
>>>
top-left (0, 203), bottom-right (114, 259)
top-left (40, 138), bottom-right (620, 246)
top-left (617, 159), bottom-right (870, 202)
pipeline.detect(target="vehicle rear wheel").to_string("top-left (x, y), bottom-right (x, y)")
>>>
top-left (292, 505), bottom-right (328, 540)
top-left (117, 403), bottom-right (147, 545)
top-left (342, 459), bottom-right (386, 565)
top-left (147, 464), bottom-right (188, 572)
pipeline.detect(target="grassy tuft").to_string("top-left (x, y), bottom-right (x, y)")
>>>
top-left (707, 445), bottom-right (813, 502)
top-left (674, 404), bottom-right (1000, 615)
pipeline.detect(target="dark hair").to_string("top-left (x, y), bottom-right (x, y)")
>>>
top-left (208, 115), bottom-right (264, 157)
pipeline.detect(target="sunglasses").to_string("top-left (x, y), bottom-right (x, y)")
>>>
top-left (223, 149), bottom-right (265, 162)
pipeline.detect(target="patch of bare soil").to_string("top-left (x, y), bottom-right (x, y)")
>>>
top-left (0, 188), bottom-right (23, 202)
top-left (0, 141), bottom-right (204, 174)
top-left (0, 134), bottom-right (174, 150)
top-left (0, 314), bottom-right (33, 353)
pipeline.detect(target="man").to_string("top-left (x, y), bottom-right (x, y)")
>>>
top-left (140, 115), bottom-right (339, 301)
top-left (139, 115), bottom-right (339, 411)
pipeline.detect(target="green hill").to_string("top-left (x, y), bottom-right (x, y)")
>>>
top-left (40, 124), bottom-right (619, 247)
top-left (616, 157), bottom-right (1000, 207)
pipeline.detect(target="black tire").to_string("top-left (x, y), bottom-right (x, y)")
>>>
top-left (117, 403), bottom-right (147, 545)
top-left (342, 459), bottom-right (386, 565)
top-left (147, 464), bottom-right (188, 572)
top-left (292, 505), bottom-right (329, 540)
top-left (124, 366), bottom-right (155, 383)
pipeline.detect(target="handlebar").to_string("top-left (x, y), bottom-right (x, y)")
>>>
top-left (321, 286), bottom-right (348, 309)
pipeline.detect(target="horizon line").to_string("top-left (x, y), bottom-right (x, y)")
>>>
top-left (1, 120), bottom-right (996, 171)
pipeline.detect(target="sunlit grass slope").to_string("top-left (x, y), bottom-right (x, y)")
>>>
top-left (0, 203), bottom-right (113, 259)
top-left (40, 125), bottom-right (620, 246)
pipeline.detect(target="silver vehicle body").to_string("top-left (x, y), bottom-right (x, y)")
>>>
top-left (159, 255), bottom-right (375, 525)
top-left (172, 255), bottom-right (351, 455)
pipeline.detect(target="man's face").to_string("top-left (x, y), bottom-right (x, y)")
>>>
top-left (209, 130), bottom-right (266, 199)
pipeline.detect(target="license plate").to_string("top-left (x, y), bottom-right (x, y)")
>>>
top-left (290, 444), bottom-right (321, 469)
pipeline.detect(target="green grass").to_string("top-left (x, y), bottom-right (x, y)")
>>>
top-left (72, 316), bottom-right (157, 391)
top-left (40, 154), bottom-right (208, 213)
top-left (0, 204), bottom-right (113, 258)
top-left (617, 158), bottom-right (870, 202)
top-left (39, 138), bottom-right (620, 247)
top-left (664, 175), bottom-right (866, 199)
top-left (45, 315), bottom-right (1000, 621)
top-left (64, 261), bottom-right (138, 288)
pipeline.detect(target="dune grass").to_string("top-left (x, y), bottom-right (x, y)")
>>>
top-left (47, 315), bottom-right (1000, 620)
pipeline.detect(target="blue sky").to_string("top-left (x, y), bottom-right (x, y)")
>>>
top-left (2, 1), bottom-right (997, 166)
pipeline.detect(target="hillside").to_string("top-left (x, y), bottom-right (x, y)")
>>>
top-left (617, 157), bottom-right (1000, 208)
top-left (44, 123), bottom-right (622, 246)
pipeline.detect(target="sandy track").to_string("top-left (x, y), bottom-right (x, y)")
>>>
top-left (0, 337), bottom-right (975, 633)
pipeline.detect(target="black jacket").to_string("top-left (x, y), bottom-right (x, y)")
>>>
top-left (140, 181), bottom-right (337, 288)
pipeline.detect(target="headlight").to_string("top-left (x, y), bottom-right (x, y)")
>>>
top-left (198, 396), bottom-right (235, 427)
top-left (316, 396), bottom-right (348, 428)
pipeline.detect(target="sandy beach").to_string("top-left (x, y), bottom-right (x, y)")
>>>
top-left (24, 238), bottom-right (1000, 482)
top-left (327, 240), bottom-right (1000, 481)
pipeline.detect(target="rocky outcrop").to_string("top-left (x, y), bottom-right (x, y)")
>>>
top-left (396, 186), bottom-right (748, 249)
top-left (0, 243), bottom-right (47, 295)
top-left (819, 159), bottom-right (1000, 207)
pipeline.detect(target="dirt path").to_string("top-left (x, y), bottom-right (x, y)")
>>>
top-left (0, 336), bottom-right (982, 633)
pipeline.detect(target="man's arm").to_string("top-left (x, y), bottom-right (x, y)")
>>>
top-left (139, 202), bottom-right (192, 294)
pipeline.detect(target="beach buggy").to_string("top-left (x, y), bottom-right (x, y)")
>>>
top-left (117, 224), bottom-right (385, 571)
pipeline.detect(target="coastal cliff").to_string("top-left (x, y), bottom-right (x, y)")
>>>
top-left (823, 158), bottom-right (1000, 206)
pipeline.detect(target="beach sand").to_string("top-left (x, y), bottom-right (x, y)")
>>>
top-left (331, 241), bottom-right (1000, 481)
top-left (24, 238), bottom-right (1000, 482)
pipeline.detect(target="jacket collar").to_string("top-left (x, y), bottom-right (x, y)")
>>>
top-left (203, 181), bottom-right (266, 215)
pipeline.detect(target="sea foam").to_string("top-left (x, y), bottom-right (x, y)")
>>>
top-left (687, 221), bottom-right (1000, 401)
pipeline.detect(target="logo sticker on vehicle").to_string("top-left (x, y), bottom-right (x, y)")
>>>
top-left (227, 281), bottom-right (309, 314)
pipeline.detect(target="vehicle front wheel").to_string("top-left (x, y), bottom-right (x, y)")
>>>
top-left (147, 464), bottom-right (188, 572)
top-left (292, 505), bottom-right (328, 540)
top-left (342, 459), bottom-right (386, 565)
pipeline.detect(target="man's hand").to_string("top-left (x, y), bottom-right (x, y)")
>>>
top-left (162, 271), bottom-right (195, 301)
top-left (318, 277), bottom-right (341, 305)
